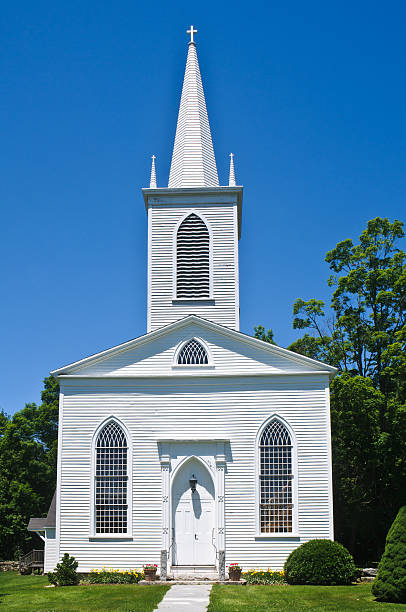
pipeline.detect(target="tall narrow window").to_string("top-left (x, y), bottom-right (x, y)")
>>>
top-left (176, 213), bottom-right (210, 298)
top-left (95, 421), bottom-right (128, 534)
top-left (178, 339), bottom-right (209, 365)
top-left (259, 419), bottom-right (293, 533)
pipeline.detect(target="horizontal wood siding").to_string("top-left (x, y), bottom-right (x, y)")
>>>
top-left (44, 529), bottom-right (57, 572)
top-left (58, 375), bottom-right (332, 571)
top-left (148, 200), bottom-right (238, 331)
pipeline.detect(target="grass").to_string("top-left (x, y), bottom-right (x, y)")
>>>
top-left (207, 583), bottom-right (406, 611)
top-left (0, 572), bottom-right (169, 611)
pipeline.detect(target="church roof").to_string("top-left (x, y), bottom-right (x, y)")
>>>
top-left (168, 27), bottom-right (219, 188)
top-left (28, 490), bottom-right (56, 532)
top-left (51, 315), bottom-right (337, 379)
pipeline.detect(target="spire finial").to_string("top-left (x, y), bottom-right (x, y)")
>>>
top-left (228, 153), bottom-right (236, 186)
top-left (187, 25), bottom-right (197, 44)
top-left (150, 155), bottom-right (157, 188)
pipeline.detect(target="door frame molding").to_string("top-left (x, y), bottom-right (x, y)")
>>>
top-left (158, 440), bottom-right (227, 568)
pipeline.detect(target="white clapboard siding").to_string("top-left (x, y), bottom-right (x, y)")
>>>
top-left (67, 322), bottom-right (325, 377)
top-left (147, 191), bottom-right (240, 332)
top-left (44, 529), bottom-right (58, 572)
top-left (56, 373), bottom-right (332, 572)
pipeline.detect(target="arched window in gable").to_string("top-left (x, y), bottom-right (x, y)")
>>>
top-left (178, 339), bottom-right (209, 365)
top-left (259, 419), bottom-right (293, 533)
top-left (176, 213), bottom-right (210, 298)
top-left (95, 421), bottom-right (128, 534)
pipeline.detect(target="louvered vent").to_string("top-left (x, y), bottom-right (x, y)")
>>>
top-left (178, 339), bottom-right (209, 365)
top-left (177, 214), bottom-right (210, 298)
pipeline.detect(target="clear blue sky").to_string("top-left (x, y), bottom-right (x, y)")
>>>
top-left (1, 1), bottom-right (405, 415)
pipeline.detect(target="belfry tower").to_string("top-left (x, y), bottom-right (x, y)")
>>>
top-left (143, 27), bottom-right (243, 332)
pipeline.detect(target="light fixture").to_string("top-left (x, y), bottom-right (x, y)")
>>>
top-left (189, 474), bottom-right (197, 493)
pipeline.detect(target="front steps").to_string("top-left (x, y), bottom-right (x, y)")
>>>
top-left (168, 565), bottom-right (218, 580)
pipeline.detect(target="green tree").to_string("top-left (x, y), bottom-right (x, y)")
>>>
top-left (258, 217), bottom-right (406, 562)
top-left (288, 218), bottom-right (406, 563)
top-left (0, 376), bottom-right (59, 560)
top-left (372, 506), bottom-right (406, 603)
top-left (254, 325), bottom-right (276, 344)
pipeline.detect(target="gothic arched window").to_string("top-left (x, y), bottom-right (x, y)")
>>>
top-left (259, 419), bottom-right (293, 533)
top-left (176, 213), bottom-right (210, 298)
top-left (178, 339), bottom-right (209, 365)
top-left (95, 421), bottom-right (128, 534)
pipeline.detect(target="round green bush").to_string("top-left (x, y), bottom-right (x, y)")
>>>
top-left (372, 506), bottom-right (406, 603)
top-left (284, 539), bottom-right (357, 585)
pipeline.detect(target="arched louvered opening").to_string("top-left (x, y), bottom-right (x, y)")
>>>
top-left (95, 421), bottom-right (128, 534)
top-left (178, 339), bottom-right (209, 365)
top-left (176, 213), bottom-right (210, 298)
top-left (259, 419), bottom-right (293, 533)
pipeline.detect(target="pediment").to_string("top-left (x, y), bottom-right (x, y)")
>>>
top-left (51, 316), bottom-right (336, 379)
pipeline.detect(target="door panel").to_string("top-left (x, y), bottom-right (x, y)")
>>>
top-left (172, 460), bottom-right (215, 566)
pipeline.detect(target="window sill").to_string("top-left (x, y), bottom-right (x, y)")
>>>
top-left (172, 298), bottom-right (215, 305)
top-left (255, 533), bottom-right (300, 540)
top-left (89, 535), bottom-right (133, 541)
top-left (172, 365), bottom-right (215, 370)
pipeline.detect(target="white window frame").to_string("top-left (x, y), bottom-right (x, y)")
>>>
top-left (90, 416), bottom-right (133, 539)
top-left (172, 210), bottom-right (214, 302)
top-left (172, 337), bottom-right (214, 369)
top-left (254, 415), bottom-right (299, 539)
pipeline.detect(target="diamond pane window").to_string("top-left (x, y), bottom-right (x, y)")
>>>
top-left (178, 339), bottom-right (209, 365)
top-left (95, 421), bottom-right (128, 534)
top-left (259, 420), bottom-right (293, 533)
top-left (177, 214), bottom-right (210, 298)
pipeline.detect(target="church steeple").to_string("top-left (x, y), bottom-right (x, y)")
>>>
top-left (143, 28), bottom-right (243, 333)
top-left (168, 26), bottom-right (219, 188)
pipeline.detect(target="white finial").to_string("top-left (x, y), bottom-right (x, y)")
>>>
top-left (187, 25), bottom-right (198, 44)
top-left (228, 153), bottom-right (236, 186)
top-left (150, 155), bottom-right (157, 188)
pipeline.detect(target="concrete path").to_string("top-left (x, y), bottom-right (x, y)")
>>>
top-left (154, 584), bottom-right (212, 611)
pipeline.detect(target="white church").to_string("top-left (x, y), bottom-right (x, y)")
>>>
top-left (29, 27), bottom-right (335, 580)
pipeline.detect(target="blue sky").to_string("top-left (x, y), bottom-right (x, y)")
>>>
top-left (1, 1), bottom-right (405, 415)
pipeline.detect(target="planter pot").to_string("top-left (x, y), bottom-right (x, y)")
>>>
top-left (144, 568), bottom-right (157, 582)
top-left (229, 569), bottom-right (242, 581)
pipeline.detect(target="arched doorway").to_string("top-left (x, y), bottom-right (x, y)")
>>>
top-left (171, 457), bottom-right (216, 566)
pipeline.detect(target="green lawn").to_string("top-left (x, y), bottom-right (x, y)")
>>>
top-left (0, 572), bottom-right (169, 612)
top-left (208, 583), bottom-right (406, 611)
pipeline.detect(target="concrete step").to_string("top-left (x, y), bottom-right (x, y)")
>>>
top-left (169, 565), bottom-right (218, 580)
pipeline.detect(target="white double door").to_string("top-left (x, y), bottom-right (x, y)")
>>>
top-left (172, 461), bottom-right (216, 566)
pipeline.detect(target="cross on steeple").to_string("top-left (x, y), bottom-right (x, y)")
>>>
top-left (187, 25), bottom-right (197, 43)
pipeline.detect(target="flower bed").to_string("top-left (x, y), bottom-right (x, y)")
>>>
top-left (89, 567), bottom-right (143, 584)
top-left (242, 569), bottom-right (286, 585)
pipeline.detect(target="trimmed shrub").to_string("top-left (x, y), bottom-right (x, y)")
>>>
top-left (48, 553), bottom-right (79, 586)
top-left (88, 567), bottom-right (143, 584)
top-left (284, 539), bottom-right (357, 585)
top-left (372, 506), bottom-right (406, 603)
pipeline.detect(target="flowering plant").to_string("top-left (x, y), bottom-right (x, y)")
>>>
top-left (89, 567), bottom-right (143, 584)
top-left (143, 563), bottom-right (158, 570)
top-left (228, 563), bottom-right (242, 570)
top-left (243, 569), bottom-right (286, 585)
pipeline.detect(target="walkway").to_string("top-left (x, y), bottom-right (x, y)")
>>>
top-left (154, 584), bottom-right (212, 611)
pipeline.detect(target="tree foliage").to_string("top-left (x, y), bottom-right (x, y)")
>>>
top-left (0, 376), bottom-right (59, 560)
top-left (372, 506), bottom-right (406, 603)
top-left (286, 218), bottom-right (406, 563)
top-left (257, 217), bottom-right (406, 563)
top-left (254, 325), bottom-right (276, 345)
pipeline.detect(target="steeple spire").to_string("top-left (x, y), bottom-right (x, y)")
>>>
top-left (149, 155), bottom-right (157, 188)
top-left (168, 27), bottom-right (219, 188)
top-left (228, 153), bottom-right (236, 186)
